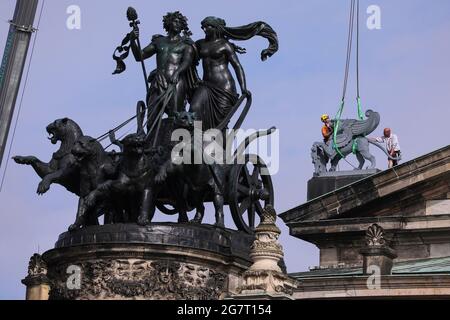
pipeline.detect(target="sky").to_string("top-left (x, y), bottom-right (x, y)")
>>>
top-left (0, 0), bottom-right (449, 299)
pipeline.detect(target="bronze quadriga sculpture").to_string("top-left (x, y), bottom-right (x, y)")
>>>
top-left (14, 9), bottom-right (280, 234)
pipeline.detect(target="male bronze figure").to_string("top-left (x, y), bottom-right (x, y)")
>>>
top-left (128, 11), bottom-right (198, 130)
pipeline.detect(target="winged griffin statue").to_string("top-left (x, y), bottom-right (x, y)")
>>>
top-left (311, 110), bottom-right (400, 174)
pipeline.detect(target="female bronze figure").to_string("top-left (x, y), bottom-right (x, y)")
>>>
top-left (190, 17), bottom-right (279, 130)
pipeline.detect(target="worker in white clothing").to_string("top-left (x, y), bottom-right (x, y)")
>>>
top-left (375, 128), bottom-right (401, 168)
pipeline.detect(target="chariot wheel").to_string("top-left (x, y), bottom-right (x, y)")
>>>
top-left (229, 154), bottom-right (274, 233)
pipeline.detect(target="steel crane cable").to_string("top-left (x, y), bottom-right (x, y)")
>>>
top-left (356, 0), bottom-right (364, 120)
top-left (333, 0), bottom-right (361, 169)
top-left (333, 0), bottom-right (355, 167)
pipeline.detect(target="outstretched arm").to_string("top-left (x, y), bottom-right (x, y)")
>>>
top-left (226, 42), bottom-right (247, 95)
top-left (130, 29), bottom-right (156, 61)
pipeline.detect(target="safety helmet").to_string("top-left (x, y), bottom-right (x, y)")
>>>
top-left (321, 114), bottom-right (329, 122)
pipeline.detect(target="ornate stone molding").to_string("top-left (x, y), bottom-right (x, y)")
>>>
top-left (21, 254), bottom-right (50, 300)
top-left (48, 259), bottom-right (227, 300)
top-left (365, 223), bottom-right (387, 247)
top-left (22, 254), bottom-right (49, 287)
top-left (235, 205), bottom-right (297, 298)
top-left (360, 224), bottom-right (397, 275)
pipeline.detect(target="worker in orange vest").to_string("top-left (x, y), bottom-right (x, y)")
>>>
top-left (321, 114), bottom-right (334, 144)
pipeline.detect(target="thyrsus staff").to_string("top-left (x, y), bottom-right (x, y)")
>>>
top-left (126, 7), bottom-right (149, 95)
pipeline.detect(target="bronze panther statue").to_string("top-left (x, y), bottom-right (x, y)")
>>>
top-left (80, 133), bottom-right (169, 227)
top-left (68, 136), bottom-right (118, 230)
top-left (13, 118), bottom-right (83, 195)
top-left (13, 118), bottom-right (118, 230)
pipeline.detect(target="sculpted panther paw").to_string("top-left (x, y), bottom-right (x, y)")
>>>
top-left (84, 193), bottom-right (97, 208)
top-left (68, 223), bottom-right (80, 232)
top-left (190, 211), bottom-right (204, 224)
top-left (190, 217), bottom-right (202, 224)
top-left (178, 213), bottom-right (189, 223)
top-left (214, 222), bottom-right (225, 228)
top-left (37, 180), bottom-right (51, 195)
top-left (155, 170), bottom-right (167, 184)
top-left (137, 214), bottom-right (150, 226)
top-left (13, 156), bottom-right (37, 165)
top-left (214, 218), bottom-right (225, 228)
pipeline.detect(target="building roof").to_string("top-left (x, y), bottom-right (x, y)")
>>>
top-left (290, 256), bottom-right (450, 279)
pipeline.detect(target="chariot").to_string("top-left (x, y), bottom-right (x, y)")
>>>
top-left (143, 92), bottom-right (276, 234)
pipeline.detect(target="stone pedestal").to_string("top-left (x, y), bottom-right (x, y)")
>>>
top-left (37, 223), bottom-right (253, 300)
top-left (360, 247), bottom-right (397, 275)
top-left (307, 169), bottom-right (379, 200)
top-left (232, 206), bottom-right (297, 300)
top-left (22, 280), bottom-right (50, 300)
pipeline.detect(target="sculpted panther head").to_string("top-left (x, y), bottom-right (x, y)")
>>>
top-left (121, 133), bottom-right (146, 155)
top-left (46, 118), bottom-right (83, 146)
top-left (174, 111), bottom-right (196, 130)
top-left (71, 136), bottom-right (105, 163)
